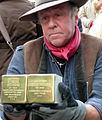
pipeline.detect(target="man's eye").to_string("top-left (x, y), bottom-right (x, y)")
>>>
top-left (42, 17), bottom-right (47, 20)
top-left (40, 17), bottom-right (48, 23)
top-left (56, 14), bottom-right (62, 17)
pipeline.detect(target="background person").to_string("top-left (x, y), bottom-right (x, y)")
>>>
top-left (88, 0), bottom-right (102, 38)
top-left (78, 0), bottom-right (97, 33)
top-left (0, 0), bottom-right (43, 86)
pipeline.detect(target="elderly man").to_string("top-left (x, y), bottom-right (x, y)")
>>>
top-left (0, 0), bottom-right (102, 120)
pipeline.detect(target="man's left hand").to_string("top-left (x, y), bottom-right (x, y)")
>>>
top-left (30, 82), bottom-right (86, 120)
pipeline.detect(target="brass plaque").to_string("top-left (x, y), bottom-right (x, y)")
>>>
top-left (1, 75), bottom-right (27, 103)
top-left (28, 74), bottom-right (55, 103)
top-left (1, 74), bottom-right (62, 104)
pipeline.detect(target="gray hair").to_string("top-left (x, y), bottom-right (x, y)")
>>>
top-left (69, 2), bottom-right (78, 18)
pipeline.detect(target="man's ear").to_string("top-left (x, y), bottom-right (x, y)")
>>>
top-left (75, 10), bottom-right (78, 26)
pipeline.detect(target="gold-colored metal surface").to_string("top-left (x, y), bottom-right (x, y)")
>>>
top-left (1, 75), bottom-right (27, 103)
top-left (1, 74), bottom-right (62, 104)
top-left (27, 74), bottom-right (55, 103)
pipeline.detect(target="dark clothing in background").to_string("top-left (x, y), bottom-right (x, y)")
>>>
top-left (78, 18), bottom-right (83, 32)
top-left (0, 0), bottom-right (43, 83)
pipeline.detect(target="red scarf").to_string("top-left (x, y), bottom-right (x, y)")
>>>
top-left (44, 26), bottom-right (81, 61)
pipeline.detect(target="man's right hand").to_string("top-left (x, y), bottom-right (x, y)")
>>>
top-left (3, 104), bottom-right (26, 117)
top-left (0, 103), bottom-right (31, 120)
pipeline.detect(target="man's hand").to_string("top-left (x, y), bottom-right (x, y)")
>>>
top-left (31, 82), bottom-right (86, 120)
top-left (3, 104), bottom-right (26, 117)
top-left (0, 103), bottom-right (31, 120)
top-left (51, 82), bottom-right (78, 109)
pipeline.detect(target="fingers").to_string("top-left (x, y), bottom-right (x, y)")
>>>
top-left (16, 104), bottom-right (25, 111)
top-left (25, 104), bottom-right (32, 111)
top-left (4, 104), bottom-right (13, 112)
top-left (32, 103), bottom-right (41, 109)
top-left (58, 82), bottom-right (71, 98)
top-left (58, 83), bottom-right (78, 107)
top-left (4, 104), bottom-right (26, 113)
top-left (51, 101), bottom-right (68, 109)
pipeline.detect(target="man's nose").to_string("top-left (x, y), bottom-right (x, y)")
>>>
top-left (48, 18), bottom-right (57, 28)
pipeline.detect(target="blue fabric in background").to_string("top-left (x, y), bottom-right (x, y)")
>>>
top-left (78, 18), bottom-right (83, 32)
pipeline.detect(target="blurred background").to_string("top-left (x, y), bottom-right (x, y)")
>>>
top-left (28, 0), bottom-right (34, 2)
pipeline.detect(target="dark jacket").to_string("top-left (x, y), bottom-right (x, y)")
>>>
top-left (23, 33), bottom-right (102, 98)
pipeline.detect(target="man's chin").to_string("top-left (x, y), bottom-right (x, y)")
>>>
top-left (50, 42), bottom-right (66, 47)
top-left (48, 37), bottom-right (66, 47)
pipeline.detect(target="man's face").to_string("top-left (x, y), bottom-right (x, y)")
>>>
top-left (38, 2), bottom-right (78, 47)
